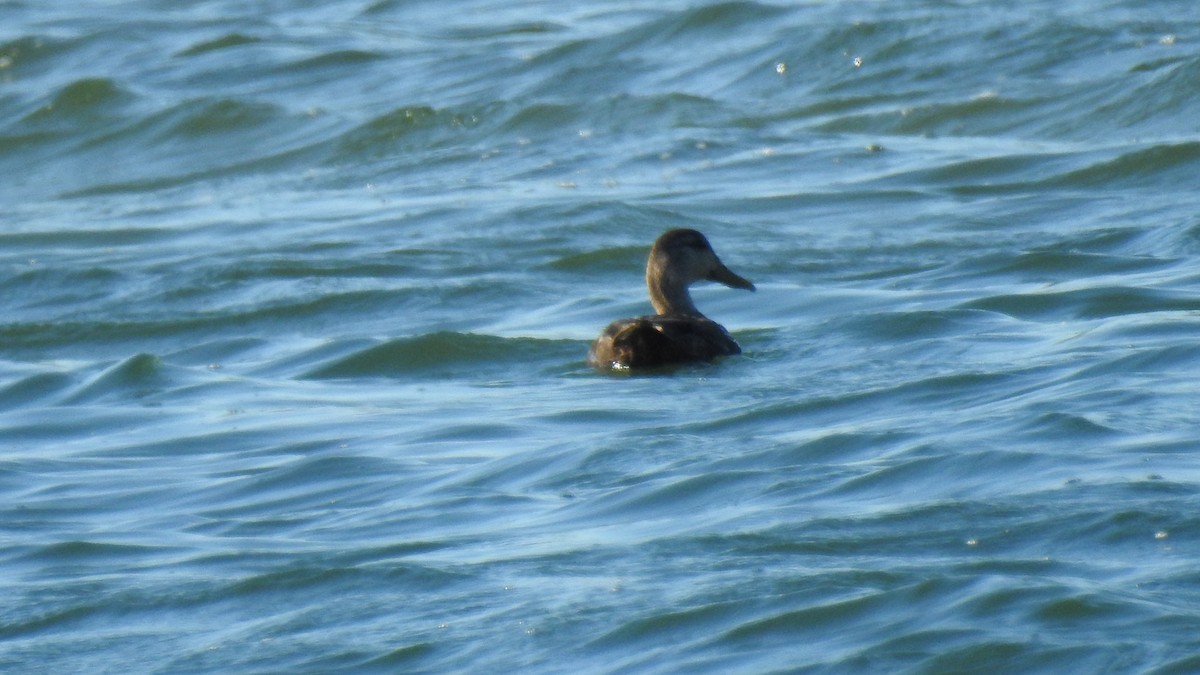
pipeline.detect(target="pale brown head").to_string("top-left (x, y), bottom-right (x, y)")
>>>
top-left (645, 229), bottom-right (755, 316)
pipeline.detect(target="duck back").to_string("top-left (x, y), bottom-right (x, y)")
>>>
top-left (588, 314), bottom-right (741, 370)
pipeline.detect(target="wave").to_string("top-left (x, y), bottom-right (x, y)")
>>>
top-left (301, 331), bottom-right (580, 379)
top-left (961, 286), bottom-right (1200, 321)
top-left (0, 353), bottom-right (180, 411)
top-left (23, 77), bottom-right (133, 120)
top-left (174, 33), bottom-right (263, 57)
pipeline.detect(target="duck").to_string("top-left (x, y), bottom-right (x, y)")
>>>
top-left (588, 228), bottom-right (755, 371)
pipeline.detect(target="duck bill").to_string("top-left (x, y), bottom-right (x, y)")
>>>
top-left (709, 262), bottom-right (755, 291)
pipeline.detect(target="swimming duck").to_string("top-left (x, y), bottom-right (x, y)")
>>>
top-left (588, 228), bottom-right (755, 371)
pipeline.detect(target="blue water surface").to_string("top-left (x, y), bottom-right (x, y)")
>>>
top-left (3, 0), bottom-right (1200, 672)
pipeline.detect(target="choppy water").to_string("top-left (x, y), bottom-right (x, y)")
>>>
top-left (4, 0), bottom-right (1200, 672)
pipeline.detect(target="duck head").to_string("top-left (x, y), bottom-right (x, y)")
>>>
top-left (645, 228), bottom-right (755, 316)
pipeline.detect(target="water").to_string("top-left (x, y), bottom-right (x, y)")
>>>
top-left (3, 0), bottom-right (1200, 671)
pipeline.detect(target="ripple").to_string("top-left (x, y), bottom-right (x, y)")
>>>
top-left (1050, 141), bottom-right (1200, 189)
top-left (157, 98), bottom-right (283, 137)
top-left (62, 353), bottom-right (165, 405)
top-left (961, 286), bottom-right (1200, 321)
top-left (301, 332), bottom-right (579, 379)
top-left (174, 33), bottom-right (263, 57)
top-left (335, 103), bottom-right (502, 158)
top-left (0, 372), bottom-right (76, 411)
top-left (26, 78), bottom-right (132, 119)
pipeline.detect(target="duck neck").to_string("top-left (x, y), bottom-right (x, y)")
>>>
top-left (646, 261), bottom-right (701, 316)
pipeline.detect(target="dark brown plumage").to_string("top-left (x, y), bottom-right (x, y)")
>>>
top-left (588, 229), bottom-right (755, 371)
